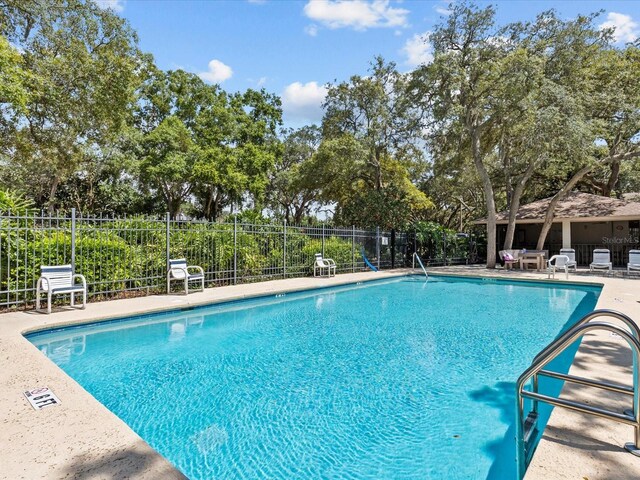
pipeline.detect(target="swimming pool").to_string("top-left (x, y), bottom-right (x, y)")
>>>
top-left (28, 276), bottom-right (600, 479)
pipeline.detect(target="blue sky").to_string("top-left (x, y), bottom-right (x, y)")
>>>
top-left (98, 0), bottom-right (640, 128)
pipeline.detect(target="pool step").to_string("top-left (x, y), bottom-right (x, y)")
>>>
top-left (523, 411), bottom-right (539, 460)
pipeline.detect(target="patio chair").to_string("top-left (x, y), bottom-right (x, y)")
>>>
top-left (629, 250), bottom-right (640, 275)
top-left (36, 265), bottom-right (87, 314)
top-left (559, 248), bottom-right (578, 271)
top-left (314, 253), bottom-right (336, 277)
top-left (499, 250), bottom-right (520, 270)
top-left (547, 255), bottom-right (571, 280)
top-left (167, 258), bottom-right (204, 294)
top-left (590, 249), bottom-right (612, 273)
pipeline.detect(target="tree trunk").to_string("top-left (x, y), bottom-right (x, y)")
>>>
top-left (470, 130), bottom-right (497, 268)
top-left (536, 164), bottom-right (605, 250)
top-left (503, 160), bottom-right (538, 250)
top-left (47, 177), bottom-right (60, 213)
top-left (602, 160), bottom-right (620, 197)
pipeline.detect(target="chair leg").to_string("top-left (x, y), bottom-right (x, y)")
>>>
top-left (184, 278), bottom-right (188, 295)
top-left (36, 291), bottom-right (41, 312)
top-left (82, 289), bottom-right (86, 309)
top-left (70, 292), bottom-right (75, 307)
top-left (47, 293), bottom-right (52, 314)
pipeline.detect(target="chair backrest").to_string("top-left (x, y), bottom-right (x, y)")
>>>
top-left (559, 248), bottom-right (575, 262)
top-left (592, 249), bottom-right (611, 263)
top-left (630, 250), bottom-right (640, 265)
top-left (498, 250), bottom-right (506, 261)
top-left (169, 258), bottom-right (188, 279)
top-left (314, 253), bottom-right (327, 266)
top-left (41, 265), bottom-right (73, 289)
top-left (549, 255), bottom-right (570, 267)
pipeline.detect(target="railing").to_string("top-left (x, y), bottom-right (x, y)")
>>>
top-left (515, 310), bottom-right (640, 478)
top-left (0, 210), bottom-right (405, 309)
top-left (412, 252), bottom-right (428, 279)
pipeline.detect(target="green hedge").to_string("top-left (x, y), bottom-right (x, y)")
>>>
top-left (0, 218), bottom-right (362, 305)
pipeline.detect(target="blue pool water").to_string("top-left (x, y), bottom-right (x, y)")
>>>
top-left (29, 276), bottom-right (600, 480)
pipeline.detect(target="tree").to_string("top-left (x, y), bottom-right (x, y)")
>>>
top-left (0, 0), bottom-right (141, 211)
top-left (134, 68), bottom-right (282, 220)
top-left (268, 126), bottom-right (321, 223)
top-left (319, 57), bottom-right (432, 227)
top-left (418, 3), bottom-right (510, 267)
top-left (535, 39), bottom-right (640, 249)
top-left (192, 88), bottom-right (282, 220)
top-left (140, 116), bottom-right (197, 218)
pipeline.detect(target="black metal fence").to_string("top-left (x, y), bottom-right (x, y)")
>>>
top-left (0, 211), bottom-right (480, 309)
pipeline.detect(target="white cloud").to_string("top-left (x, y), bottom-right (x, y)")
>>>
top-left (198, 59), bottom-right (233, 83)
top-left (435, 6), bottom-right (451, 16)
top-left (305, 24), bottom-right (319, 36)
top-left (247, 0), bottom-right (267, 4)
top-left (281, 81), bottom-right (328, 124)
top-left (257, 76), bottom-right (268, 87)
top-left (402, 32), bottom-right (433, 67)
top-left (599, 12), bottom-right (639, 43)
top-left (94, 0), bottom-right (124, 12)
top-left (303, 0), bottom-right (409, 31)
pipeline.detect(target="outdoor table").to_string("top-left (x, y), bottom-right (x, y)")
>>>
top-left (520, 252), bottom-right (545, 271)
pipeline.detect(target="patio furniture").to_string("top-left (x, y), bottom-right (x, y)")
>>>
top-left (590, 249), bottom-right (612, 273)
top-left (167, 258), bottom-right (204, 294)
top-left (629, 250), bottom-right (640, 275)
top-left (520, 251), bottom-right (546, 271)
top-left (314, 253), bottom-right (336, 277)
top-left (36, 265), bottom-right (87, 314)
top-left (499, 250), bottom-right (520, 269)
top-left (547, 255), bottom-right (571, 280)
top-left (559, 248), bottom-right (578, 271)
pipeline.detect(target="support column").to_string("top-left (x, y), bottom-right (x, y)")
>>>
top-left (562, 220), bottom-right (572, 249)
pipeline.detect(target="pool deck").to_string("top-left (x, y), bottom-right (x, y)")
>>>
top-left (0, 267), bottom-right (639, 479)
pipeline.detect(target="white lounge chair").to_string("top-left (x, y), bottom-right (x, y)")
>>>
top-left (547, 255), bottom-right (571, 280)
top-left (629, 250), bottom-right (640, 275)
top-left (36, 265), bottom-right (87, 314)
top-left (167, 258), bottom-right (204, 294)
top-left (314, 253), bottom-right (336, 277)
top-left (590, 249), bottom-right (612, 273)
top-left (559, 248), bottom-right (578, 271)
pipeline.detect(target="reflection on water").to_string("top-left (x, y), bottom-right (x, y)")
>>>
top-left (38, 335), bottom-right (86, 365)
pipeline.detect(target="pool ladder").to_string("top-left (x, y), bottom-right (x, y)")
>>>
top-left (412, 253), bottom-right (428, 279)
top-left (515, 309), bottom-right (640, 479)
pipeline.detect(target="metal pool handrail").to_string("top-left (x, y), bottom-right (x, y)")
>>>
top-left (412, 252), bottom-right (428, 280)
top-left (515, 311), bottom-right (640, 479)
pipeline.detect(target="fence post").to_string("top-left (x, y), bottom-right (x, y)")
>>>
top-left (233, 215), bottom-right (237, 286)
top-left (165, 212), bottom-right (170, 292)
top-left (71, 208), bottom-right (76, 272)
top-left (283, 220), bottom-right (287, 279)
top-left (391, 229), bottom-right (395, 269)
top-left (352, 225), bottom-right (355, 273)
top-left (443, 230), bottom-right (447, 266)
top-left (322, 223), bottom-right (325, 257)
top-left (376, 226), bottom-right (380, 270)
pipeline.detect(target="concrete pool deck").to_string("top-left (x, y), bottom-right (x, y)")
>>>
top-left (0, 267), bottom-right (638, 479)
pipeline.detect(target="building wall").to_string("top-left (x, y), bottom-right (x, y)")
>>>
top-left (571, 221), bottom-right (612, 244)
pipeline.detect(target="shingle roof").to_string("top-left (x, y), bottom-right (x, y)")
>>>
top-left (474, 191), bottom-right (640, 224)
